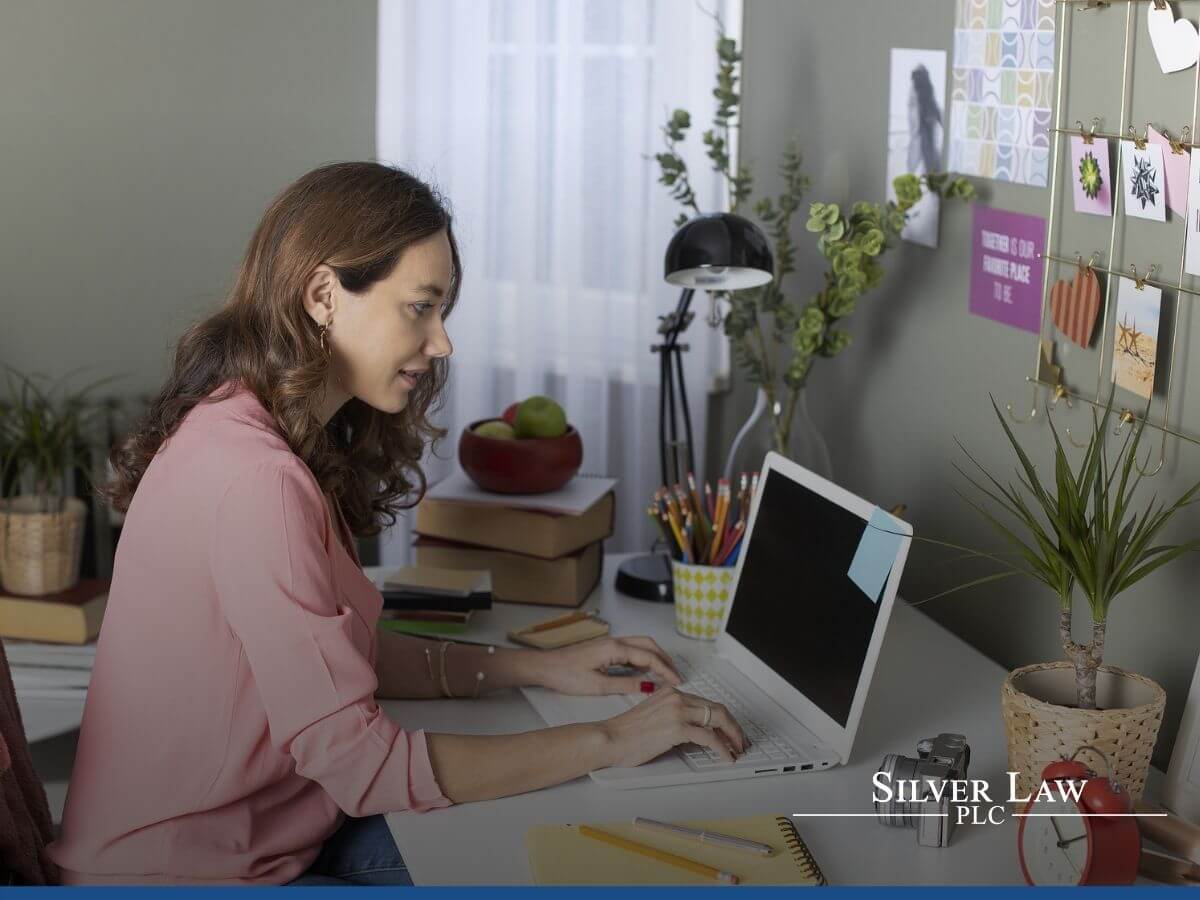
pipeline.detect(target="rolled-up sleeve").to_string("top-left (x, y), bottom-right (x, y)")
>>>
top-left (211, 461), bottom-right (451, 816)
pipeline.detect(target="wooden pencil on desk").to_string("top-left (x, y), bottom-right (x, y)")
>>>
top-left (577, 825), bottom-right (740, 884)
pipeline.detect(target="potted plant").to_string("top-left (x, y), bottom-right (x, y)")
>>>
top-left (0, 370), bottom-right (111, 595)
top-left (940, 396), bottom-right (1200, 801)
top-left (654, 28), bottom-right (974, 476)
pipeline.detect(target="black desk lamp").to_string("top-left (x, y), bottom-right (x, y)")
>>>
top-left (615, 212), bottom-right (775, 601)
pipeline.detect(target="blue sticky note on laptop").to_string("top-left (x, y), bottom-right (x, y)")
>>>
top-left (848, 507), bottom-right (904, 603)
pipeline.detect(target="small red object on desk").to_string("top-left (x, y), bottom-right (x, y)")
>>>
top-left (640, 681), bottom-right (656, 694)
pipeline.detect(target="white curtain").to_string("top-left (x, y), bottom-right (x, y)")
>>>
top-left (376, 0), bottom-right (741, 566)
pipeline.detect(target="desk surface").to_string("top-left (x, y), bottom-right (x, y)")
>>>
top-left (374, 555), bottom-right (1032, 886)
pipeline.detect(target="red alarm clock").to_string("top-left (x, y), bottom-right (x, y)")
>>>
top-left (1017, 747), bottom-right (1140, 885)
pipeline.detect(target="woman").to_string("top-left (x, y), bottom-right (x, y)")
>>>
top-left (46, 162), bottom-right (747, 886)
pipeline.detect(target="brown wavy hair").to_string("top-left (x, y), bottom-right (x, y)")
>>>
top-left (104, 162), bottom-right (461, 535)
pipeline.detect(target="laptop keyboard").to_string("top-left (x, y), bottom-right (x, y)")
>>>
top-left (670, 654), bottom-right (804, 769)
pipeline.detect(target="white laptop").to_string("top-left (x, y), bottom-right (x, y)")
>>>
top-left (521, 450), bottom-right (912, 789)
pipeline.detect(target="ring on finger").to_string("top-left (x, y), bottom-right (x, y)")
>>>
top-left (701, 705), bottom-right (712, 728)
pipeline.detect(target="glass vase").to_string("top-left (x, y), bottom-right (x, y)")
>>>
top-left (722, 387), bottom-right (833, 484)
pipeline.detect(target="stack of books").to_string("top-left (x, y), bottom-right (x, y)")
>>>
top-left (413, 470), bottom-right (617, 607)
top-left (0, 579), bottom-right (108, 645)
top-left (379, 567), bottom-right (493, 635)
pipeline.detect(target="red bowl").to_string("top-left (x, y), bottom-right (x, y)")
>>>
top-left (459, 419), bottom-right (583, 494)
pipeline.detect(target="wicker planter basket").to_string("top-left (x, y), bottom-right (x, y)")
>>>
top-left (1001, 661), bottom-right (1166, 803)
top-left (0, 496), bottom-right (88, 596)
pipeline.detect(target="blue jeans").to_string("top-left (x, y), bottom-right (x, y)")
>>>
top-left (287, 814), bottom-right (412, 886)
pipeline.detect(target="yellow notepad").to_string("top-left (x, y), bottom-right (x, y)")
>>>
top-left (526, 814), bottom-right (826, 885)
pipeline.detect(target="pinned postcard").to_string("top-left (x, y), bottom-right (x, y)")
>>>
top-left (1071, 136), bottom-right (1112, 217)
top-left (1112, 277), bottom-right (1162, 401)
top-left (1185, 149), bottom-right (1200, 276)
top-left (1123, 143), bottom-right (1168, 222)
top-left (848, 507), bottom-right (905, 603)
top-left (886, 48), bottom-right (947, 248)
top-left (1148, 126), bottom-right (1191, 217)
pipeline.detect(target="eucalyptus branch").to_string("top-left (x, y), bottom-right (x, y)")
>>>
top-left (654, 26), bottom-right (973, 460)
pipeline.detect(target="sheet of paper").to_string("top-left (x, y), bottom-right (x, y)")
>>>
top-left (948, 0), bottom-right (1055, 187)
top-left (1070, 135), bottom-right (1112, 217)
top-left (1184, 149), bottom-right (1200, 276)
top-left (969, 205), bottom-right (1046, 333)
top-left (1149, 126), bottom-right (1191, 217)
top-left (1123, 143), bottom-right (1168, 222)
top-left (1112, 277), bottom-right (1163, 401)
top-left (426, 468), bottom-right (617, 516)
top-left (887, 48), bottom-right (947, 248)
top-left (848, 507), bottom-right (905, 604)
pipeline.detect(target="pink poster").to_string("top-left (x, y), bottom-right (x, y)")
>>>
top-left (969, 206), bottom-right (1046, 334)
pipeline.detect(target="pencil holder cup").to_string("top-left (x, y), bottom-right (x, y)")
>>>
top-left (671, 560), bottom-right (735, 641)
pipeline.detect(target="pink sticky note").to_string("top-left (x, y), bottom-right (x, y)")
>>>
top-left (1149, 125), bottom-right (1191, 216)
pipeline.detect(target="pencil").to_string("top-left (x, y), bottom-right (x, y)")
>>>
top-left (526, 611), bottom-right (591, 633)
top-left (715, 520), bottom-right (745, 566)
top-left (577, 825), bottom-right (739, 884)
top-left (704, 481), bottom-right (715, 520)
top-left (648, 505), bottom-right (672, 548)
top-left (707, 480), bottom-right (729, 564)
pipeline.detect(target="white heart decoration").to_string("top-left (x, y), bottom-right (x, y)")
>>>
top-left (1148, 3), bottom-right (1200, 74)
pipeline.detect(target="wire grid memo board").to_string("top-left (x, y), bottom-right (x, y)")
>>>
top-left (1009, 0), bottom-right (1200, 475)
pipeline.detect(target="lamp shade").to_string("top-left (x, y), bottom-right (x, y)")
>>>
top-left (664, 212), bottom-right (774, 289)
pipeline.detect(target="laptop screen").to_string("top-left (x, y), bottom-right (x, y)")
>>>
top-left (724, 469), bottom-right (887, 728)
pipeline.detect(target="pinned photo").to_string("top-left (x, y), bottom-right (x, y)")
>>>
top-left (1123, 144), bottom-right (1167, 222)
top-left (1071, 136), bottom-right (1112, 217)
top-left (887, 48), bottom-right (947, 248)
top-left (1111, 277), bottom-right (1162, 401)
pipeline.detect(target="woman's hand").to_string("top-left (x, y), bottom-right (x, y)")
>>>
top-left (599, 686), bottom-right (749, 766)
top-left (532, 636), bottom-right (683, 696)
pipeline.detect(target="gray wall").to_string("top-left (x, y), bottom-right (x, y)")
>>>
top-left (0, 0), bottom-right (377, 393)
top-left (720, 0), bottom-right (1200, 766)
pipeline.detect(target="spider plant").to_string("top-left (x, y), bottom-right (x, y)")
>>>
top-left (939, 392), bottom-right (1200, 709)
top-left (0, 369), bottom-right (114, 513)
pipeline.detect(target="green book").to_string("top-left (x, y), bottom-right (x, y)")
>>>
top-left (377, 618), bottom-right (468, 636)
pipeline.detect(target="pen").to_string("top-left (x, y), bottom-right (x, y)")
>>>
top-left (633, 817), bottom-right (775, 857)
top-left (577, 825), bottom-right (740, 884)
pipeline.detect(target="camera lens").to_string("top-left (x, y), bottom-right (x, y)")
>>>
top-left (875, 753), bottom-right (920, 827)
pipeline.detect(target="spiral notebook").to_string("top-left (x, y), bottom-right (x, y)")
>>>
top-left (526, 814), bottom-right (826, 885)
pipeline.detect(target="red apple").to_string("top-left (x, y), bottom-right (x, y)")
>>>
top-left (501, 402), bottom-right (519, 426)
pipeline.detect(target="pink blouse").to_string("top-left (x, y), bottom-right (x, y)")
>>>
top-left (46, 384), bottom-right (450, 885)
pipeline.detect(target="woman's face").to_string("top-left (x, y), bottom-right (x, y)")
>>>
top-left (309, 229), bottom-right (455, 416)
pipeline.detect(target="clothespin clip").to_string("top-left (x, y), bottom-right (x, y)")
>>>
top-left (1049, 382), bottom-right (1073, 410)
top-left (1076, 118), bottom-right (1099, 145)
top-left (1168, 125), bottom-right (1192, 156)
top-left (1114, 409), bottom-right (1137, 436)
top-left (1129, 123), bottom-right (1150, 151)
top-left (1153, 0), bottom-right (1168, 10)
top-left (1129, 263), bottom-right (1155, 291)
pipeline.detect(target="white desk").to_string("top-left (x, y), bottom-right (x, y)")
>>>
top-left (374, 554), bottom-right (1033, 885)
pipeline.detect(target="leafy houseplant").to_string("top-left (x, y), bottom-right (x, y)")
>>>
top-left (0, 370), bottom-right (110, 595)
top-left (952, 397), bottom-right (1199, 708)
top-left (654, 31), bottom-right (975, 459)
top-left (943, 396), bottom-right (1199, 799)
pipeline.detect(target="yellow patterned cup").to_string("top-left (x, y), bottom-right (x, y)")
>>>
top-left (671, 559), bottom-right (735, 640)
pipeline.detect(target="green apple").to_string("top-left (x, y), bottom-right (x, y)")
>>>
top-left (474, 420), bottom-right (516, 440)
top-left (513, 395), bottom-right (567, 438)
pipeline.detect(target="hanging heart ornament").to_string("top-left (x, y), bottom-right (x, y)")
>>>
top-left (1051, 268), bottom-right (1101, 348)
top-left (1148, 2), bottom-right (1200, 74)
